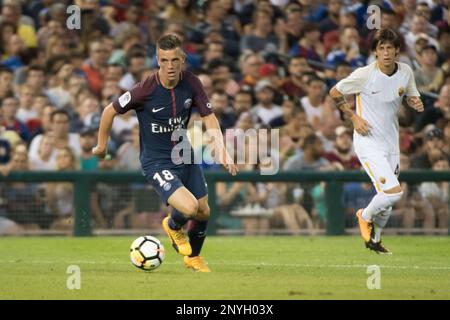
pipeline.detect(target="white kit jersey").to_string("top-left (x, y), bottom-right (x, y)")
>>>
top-left (336, 61), bottom-right (420, 154)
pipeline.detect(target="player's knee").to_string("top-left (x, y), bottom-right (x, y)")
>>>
top-left (183, 200), bottom-right (199, 217)
top-left (196, 205), bottom-right (210, 221)
top-left (384, 191), bottom-right (403, 207)
top-left (385, 185), bottom-right (402, 194)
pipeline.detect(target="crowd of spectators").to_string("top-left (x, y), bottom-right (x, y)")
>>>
top-left (0, 0), bottom-right (449, 234)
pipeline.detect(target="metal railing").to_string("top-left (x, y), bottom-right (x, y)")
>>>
top-left (1, 170), bottom-right (449, 236)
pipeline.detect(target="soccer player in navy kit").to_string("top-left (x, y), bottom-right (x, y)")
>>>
top-left (93, 34), bottom-right (238, 272)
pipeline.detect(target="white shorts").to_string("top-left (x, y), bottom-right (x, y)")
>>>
top-left (356, 150), bottom-right (400, 193)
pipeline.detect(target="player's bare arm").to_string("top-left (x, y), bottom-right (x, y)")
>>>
top-left (92, 103), bottom-right (117, 158)
top-left (202, 113), bottom-right (238, 176)
top-left (329, 86), bottom-right (372, 136)
top-left (406, 96), bottom-right (424, 112)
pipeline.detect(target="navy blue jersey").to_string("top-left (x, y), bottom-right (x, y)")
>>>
top-left (112, 71), bottom-right (212, 170)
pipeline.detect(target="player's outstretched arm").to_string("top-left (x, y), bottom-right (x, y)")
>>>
top-left (329, 86), bottom-right (372, 136)
top-left (202, 113), bottom-right (238, 176)
top-left (92, 103), bottom-right (117, 159)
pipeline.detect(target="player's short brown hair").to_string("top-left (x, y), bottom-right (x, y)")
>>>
top-left (157, 34), bottom-right (182, 51)
top-left (371, 28), bottom-right (400, 51)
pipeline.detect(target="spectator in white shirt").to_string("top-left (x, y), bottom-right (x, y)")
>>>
top-left (251, 79), bottom-right (283, 126)
top-left (29, 132), bottom-right (56, 170)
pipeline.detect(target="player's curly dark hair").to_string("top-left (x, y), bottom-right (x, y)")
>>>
top-left (371, 28), bottom-right (400, 52)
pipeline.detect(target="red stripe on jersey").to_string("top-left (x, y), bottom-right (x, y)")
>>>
top-left (170, 89), bottom-right (177, 147)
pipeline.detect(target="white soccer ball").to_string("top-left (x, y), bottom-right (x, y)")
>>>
top-left (130, 236), bottom-right (165, 271)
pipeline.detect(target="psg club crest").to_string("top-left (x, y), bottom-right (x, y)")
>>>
top-left (398, 87), bottom-right (405, 96)
top-left (184, 98), bottom-right (192, 109)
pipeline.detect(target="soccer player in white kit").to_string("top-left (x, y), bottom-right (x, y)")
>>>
top-left (330, 29), bottom-right (424, 254)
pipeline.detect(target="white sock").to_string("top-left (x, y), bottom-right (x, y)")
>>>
top-left (373, 207), bottom-right (392, 229)
top-left (371, 207), bottom-right (392, 242)
top-left (361, 192), bottom-right (402, 222)
top-left (372, 224), bottom-right (382, 242)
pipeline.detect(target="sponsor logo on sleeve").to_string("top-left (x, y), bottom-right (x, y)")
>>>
top-left (118, 91), bottom-right (131, 108)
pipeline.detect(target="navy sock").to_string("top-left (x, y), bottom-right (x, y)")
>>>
top-left (188, 220), bottom-right (208, 257)
top-left (168, 209), bottom-right (189, 230)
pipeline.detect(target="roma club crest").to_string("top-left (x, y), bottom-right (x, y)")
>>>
top-left (398, 87), bottom-right (405, 96)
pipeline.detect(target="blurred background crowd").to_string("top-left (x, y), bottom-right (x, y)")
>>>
top-left (0, 0), bottom-right (449, 235)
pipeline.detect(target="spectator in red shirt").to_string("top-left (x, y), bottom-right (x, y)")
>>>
top-left (82, 39), bottom-right (109, 97)
top-left (279, 56), bottom-right (311, 98)
top-left (324, 125), bottom-right (360, 170)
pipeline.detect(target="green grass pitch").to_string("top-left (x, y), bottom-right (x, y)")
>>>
top-left (0, 236), bottom-right (449, 299)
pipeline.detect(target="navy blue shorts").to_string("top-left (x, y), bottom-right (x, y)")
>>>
top-left (143, 164), bottom-right (208, 205)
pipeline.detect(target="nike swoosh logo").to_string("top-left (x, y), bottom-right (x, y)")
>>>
top-left (152, 107), bottom-right (164, 113)
top-left (371, 91), bottom-right (381, 94)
